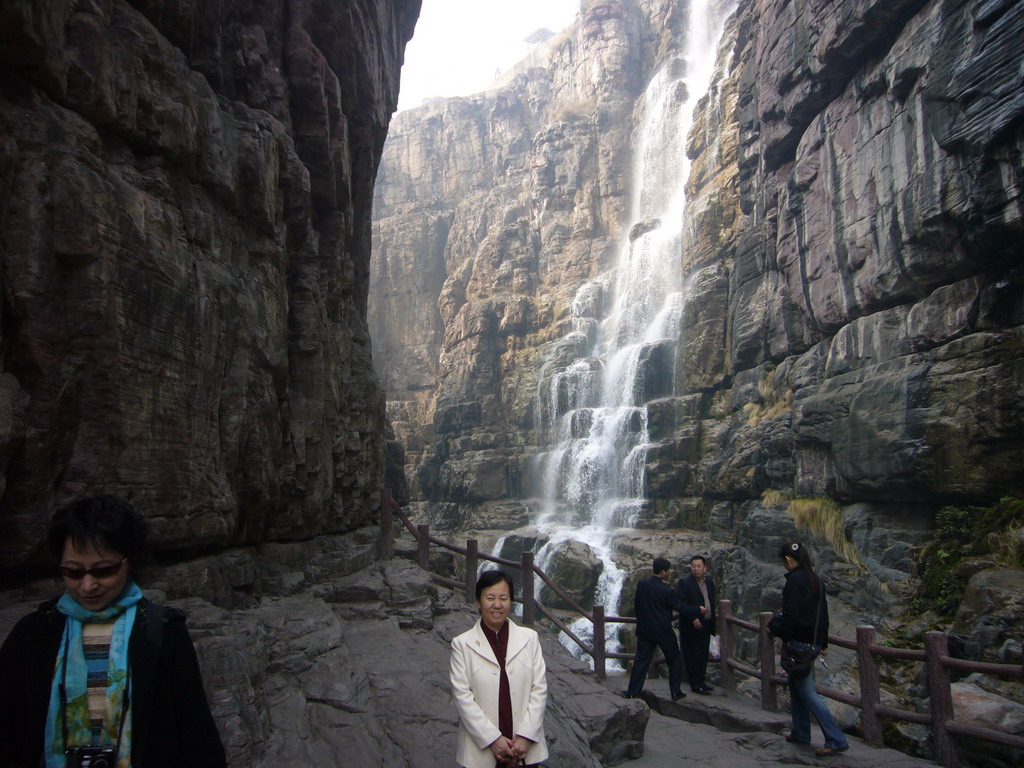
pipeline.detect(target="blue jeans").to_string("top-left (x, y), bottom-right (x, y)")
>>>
top-left (787, 646), bottom-right (848, 749)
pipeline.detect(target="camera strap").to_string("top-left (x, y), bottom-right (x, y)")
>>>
top-left (59, 619), bottom-right (132, 757)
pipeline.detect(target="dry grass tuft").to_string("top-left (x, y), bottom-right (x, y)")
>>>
top-left (744, 369), bottom-right (793, 427)
top-left (989, 523), bottom-right (1024, 567)
top-left (787, 497), bottom-right (867, 570)
top-left (761, 488), bottom-right (792, 508)
top-left (551, 99), bottom-right (597, 122)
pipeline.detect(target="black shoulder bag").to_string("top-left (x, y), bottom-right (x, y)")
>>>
top-left (779, 590), bottom-right (822, 678)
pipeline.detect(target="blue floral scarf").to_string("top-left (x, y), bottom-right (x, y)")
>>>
top-left (44, 583), bottom-right (142, 768)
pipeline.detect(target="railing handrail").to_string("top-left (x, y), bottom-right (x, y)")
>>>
top-left (532, 561), bottom-right (594, 620)
top-left (380, 490), bottom-right (633, 678)
top-left (380, 492), bottom-right (1024, 766)
top-left (718, 602), bottom-right (1024, 767)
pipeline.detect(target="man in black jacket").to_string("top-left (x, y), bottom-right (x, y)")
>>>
top-left (677, 555), bottom-right (716, 694)
top-left (624, 557), bottom-right (698, 701)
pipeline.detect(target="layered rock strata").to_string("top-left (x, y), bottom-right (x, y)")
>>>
top-left (370, 0), bottom-right (1024, 658)
top-left (0, 0), bottom-right (418, 574)
top-left (372, 0), bottom-right (694, 507)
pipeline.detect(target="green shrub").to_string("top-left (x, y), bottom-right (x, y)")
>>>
top-left (912, 497), bottom-right (1023, 616)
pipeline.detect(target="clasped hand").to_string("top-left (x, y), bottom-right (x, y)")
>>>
top-left (491, 735), bottom-right (531, 766)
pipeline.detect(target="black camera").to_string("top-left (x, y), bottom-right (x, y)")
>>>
top-left (66, 745), bottom-right (119, 768)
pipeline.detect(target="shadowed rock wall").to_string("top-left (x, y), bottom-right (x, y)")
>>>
top-left (0, 0), bottom-right (420, 576)
top-left (720, 0), bottom-right (1023, 504)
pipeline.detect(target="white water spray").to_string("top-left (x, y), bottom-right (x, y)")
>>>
top-left (530, 1), bottom-right (731, 667)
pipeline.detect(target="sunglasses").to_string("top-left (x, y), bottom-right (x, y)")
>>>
top-left (58, 559), bottom-right (126, 580)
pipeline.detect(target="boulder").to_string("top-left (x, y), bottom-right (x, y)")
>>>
top-left (951, 568), bottom-right (1024, 662)
top-left (951, 680), bottom-right (1024, 735)
top-left (540, 539), bottom-right (604, 611)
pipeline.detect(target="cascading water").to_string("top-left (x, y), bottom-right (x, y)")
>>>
top-left (529, 0), bottom-right (731, 666)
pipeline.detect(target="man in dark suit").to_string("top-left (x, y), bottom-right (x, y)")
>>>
top-left (624, 557), bottom-right (699, 701)
top-left (677, 555), bottom-right (716, 694)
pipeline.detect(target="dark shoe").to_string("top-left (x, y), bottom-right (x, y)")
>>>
top-left (692, 686), bottom-right (711, 695)
top-left (621, 690), bottom-right (636, 699)
top-left (670, 691), bottom-right (686, 701)
top-left (816, 745), bottom-right (849, 757)
top-left (785, 733), bottom-right (809, 744)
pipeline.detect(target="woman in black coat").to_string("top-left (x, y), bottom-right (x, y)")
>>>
top-left (772, 541), bottom-right (849, 758)
top-left (0, 495), bottom-right (226, 768)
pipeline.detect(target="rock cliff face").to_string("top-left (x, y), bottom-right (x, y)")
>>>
top-left (372, 0), bottom-right (695, 506)
top-left (0, 0), bottom-right (418, 573)
top-left (0, 4), bottom-right (674, 766)
top-left (370, 0), bottom-right (1024, 650)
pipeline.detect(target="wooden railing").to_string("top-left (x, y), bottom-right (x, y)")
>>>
top-left (380, 490), bottom-right (637, 678)
top-left (718, 600), bottom-right (1024, 767)
top-left (381, 491), bottom-right (1024, 766)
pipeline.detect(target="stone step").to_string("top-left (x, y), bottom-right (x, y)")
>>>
top-left (640, 686), bottom-right (790, 735)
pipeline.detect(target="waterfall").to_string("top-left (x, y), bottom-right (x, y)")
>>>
top-left (530, 0), bottom-right (731, 667)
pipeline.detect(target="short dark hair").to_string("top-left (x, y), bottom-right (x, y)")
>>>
top-left (652, 557), bottom-right (671, 574)
top-left (48, 495), bottom-right (149, 574)
top-left (690, 555), bottom-right (707, 566)
top-left (475, 570), bottom-right (514, 600)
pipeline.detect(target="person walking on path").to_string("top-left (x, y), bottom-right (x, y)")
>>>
top-left (770, 541), bottom-right (849, 758)
top-left (624, 557), bottom-right (699, 701)
top-left (677, 555), bottom-right (716, 694)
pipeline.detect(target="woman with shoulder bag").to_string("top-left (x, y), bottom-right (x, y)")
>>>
top-left (769, 541), bottom-right (849, 757)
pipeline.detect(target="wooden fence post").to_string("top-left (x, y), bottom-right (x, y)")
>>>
top-left (857, 625), bottom-right (883, 746)
top-left (465, 539), bottom-right (479, 603)
top-left (417, 524), bottom-right (430, 570)
top-left (759, 611), bottom-right (778, 712)
top-left (719, 600), bottom-right (735, 691)
top-left (593, 605), bottom-right (606, 680)
top-left (521, 553), bottom-right (535, 626)
top-left (379, 488), bottom-right (394, 560)
top-left (925, 631), bottom-right (958, 767)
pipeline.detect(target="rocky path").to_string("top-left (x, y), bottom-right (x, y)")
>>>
top-left (601, 674), bottom-right (935, 767)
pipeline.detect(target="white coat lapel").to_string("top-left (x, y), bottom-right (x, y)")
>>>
top-left (505, 620), bottom-right (530, 663)
top-left (467, 621), bottom-right (499, 665)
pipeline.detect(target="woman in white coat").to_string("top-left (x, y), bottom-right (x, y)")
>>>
top-left (450, 571), bottom-right (548, 767)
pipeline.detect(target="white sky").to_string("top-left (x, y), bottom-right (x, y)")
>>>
top-left (397, 0), bottom-right (582, 111)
